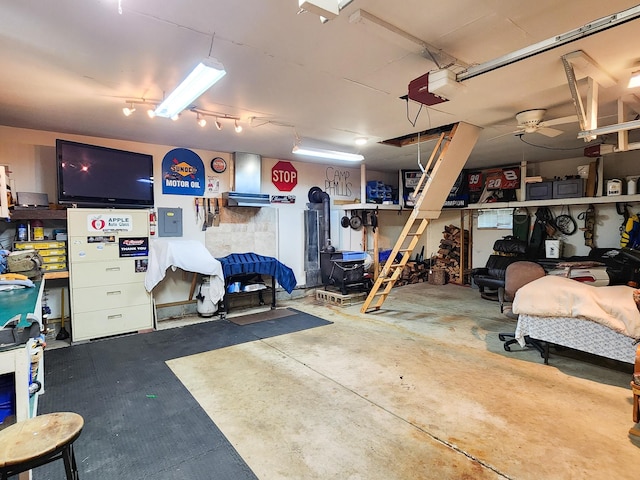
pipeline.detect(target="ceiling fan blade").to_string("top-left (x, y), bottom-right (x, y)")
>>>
top-left (537, 126), bottom-right (564, 137)
top-left (486, 129), bottom-right (522, 141)
top-left (539, 115), bottom-right (579, 127)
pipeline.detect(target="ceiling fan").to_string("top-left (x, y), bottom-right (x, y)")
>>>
top-left (510, 109), bottom-right (579, 137)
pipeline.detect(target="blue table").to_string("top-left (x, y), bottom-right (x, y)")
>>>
top-left (216, 253), bottom-right (297, 317)
top-left (0, 281), bottom-right (43, 329)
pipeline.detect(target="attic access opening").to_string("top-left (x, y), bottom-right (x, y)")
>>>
top-left (379, 122), bottom-right (456, 147)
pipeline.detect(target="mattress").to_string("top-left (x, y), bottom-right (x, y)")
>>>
top-left (515, 314), bottom-right (638, 364)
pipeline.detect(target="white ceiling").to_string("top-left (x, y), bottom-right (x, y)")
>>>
top-left (1, 0), bottom-right (640, 172)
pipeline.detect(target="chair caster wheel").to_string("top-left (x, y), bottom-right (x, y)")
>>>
top-left (503, 344), bottom-right (512, 352)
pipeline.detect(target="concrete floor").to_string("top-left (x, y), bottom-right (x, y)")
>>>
top-left (167, 283), bottom-right (639, 479)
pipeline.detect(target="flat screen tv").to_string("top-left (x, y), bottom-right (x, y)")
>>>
top-left (56, 139), bottom-right (154, 208)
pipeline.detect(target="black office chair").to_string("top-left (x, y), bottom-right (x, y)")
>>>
top-left (471, 236), bottom-right (528, 301)
top-left (497, 261), bottom-right (547, 357)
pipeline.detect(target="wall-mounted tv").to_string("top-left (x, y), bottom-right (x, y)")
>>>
top-left (56, 139), bottom-right (154, 208)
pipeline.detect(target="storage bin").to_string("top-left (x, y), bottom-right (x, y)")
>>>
top-left (553, 178), bottom-right (583, 199)
top-left (545, 239), bottom-right (562, 258)
top-left (0, 374), bottom-right (15, 424)
top-left (526, 181), bottom-right (553, 200)
top-left (342, 251), bottom-right (366, 261)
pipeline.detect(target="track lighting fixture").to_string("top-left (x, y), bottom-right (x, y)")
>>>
top-left (121, 99), bottom-right (159, 118)
top-left (119, 101), bottom-right (243, 133)
top-left (189, 108), bottom-right (242, 132)
top-left (122, 103), bottom-right (136, 117)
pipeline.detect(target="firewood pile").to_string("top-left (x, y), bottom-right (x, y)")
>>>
top-left (395, 260), bottom-right (429, 287)
top-left (432, 224), bottom-right (469, 284)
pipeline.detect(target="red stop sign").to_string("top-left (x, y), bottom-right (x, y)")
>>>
top-left (271, 161), bottom-right (298, 192)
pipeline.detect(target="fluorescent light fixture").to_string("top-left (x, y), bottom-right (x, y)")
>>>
top-left (629, 71), bottom-right (640, 88)
top-left (154, 57), bottom-right (226, 118)
top-left (292, 145), bottom-right (363, 162)
top-left (299, 0), bottom-right (339, 19)
top-left (578, 118), bottom-right (640, 139)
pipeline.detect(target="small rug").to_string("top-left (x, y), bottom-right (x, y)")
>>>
top-left (229, 308), bottom-right (297, 325)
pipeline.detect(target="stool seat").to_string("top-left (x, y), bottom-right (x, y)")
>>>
top-left (0, 412), bottom-right (83, 479)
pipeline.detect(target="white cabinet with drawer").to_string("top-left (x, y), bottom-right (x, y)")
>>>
top-left (67, 208), bottom-right (153, 342)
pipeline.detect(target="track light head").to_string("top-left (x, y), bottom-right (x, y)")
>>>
top-left (147, 109), bottom-right (156, 118)
top-left (122, 104), bottom-right (135, 117)
top-left (215, 119), bottom-right (222, 130)
top-left (197, 114), bottom-right (207, 127)
top-left (234, 120), bottom-right (243, 133)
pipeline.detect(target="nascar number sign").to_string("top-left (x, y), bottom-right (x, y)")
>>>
top-left (272, 161), bottom-right (298, 192)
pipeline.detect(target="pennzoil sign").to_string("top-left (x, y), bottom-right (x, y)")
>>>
top-left (161, 148), bottom-right (205, 196)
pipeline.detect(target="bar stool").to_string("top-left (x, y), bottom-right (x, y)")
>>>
top-left (0, 412), bottom-right (84, 479)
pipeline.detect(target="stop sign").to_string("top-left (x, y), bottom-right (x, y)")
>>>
top-left (271, 161), bottom-right (298, 192)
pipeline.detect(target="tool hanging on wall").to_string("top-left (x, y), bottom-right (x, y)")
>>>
top-left (207, 198), bottom-right (214, 227)
top-left (213, 198), bottom-right (220, 227)
top-left (202, 198), bottom-right (208, 231)
top-left (555, 206), bottom-right (577, 236)
top-left (578, 204), bottom-right (596, 249)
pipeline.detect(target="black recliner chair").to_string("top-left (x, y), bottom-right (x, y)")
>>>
top-left (471, 236), bottom-right (528, 301)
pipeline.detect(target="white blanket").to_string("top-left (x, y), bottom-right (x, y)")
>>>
top-left (144, 239), bottom-right (225, 304)
top-left (512, 275), bottom-right (640, 340)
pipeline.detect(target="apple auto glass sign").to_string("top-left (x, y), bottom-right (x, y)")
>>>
top-left (162, 148), bottom-right (205, 196)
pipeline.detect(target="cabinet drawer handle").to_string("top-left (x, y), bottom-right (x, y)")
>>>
top-left (106, 267), bottom-right (121, 272)
top-left (107, 314), bottom-right (123, 320)
top-left (106, 291), bottom-right (122, 296)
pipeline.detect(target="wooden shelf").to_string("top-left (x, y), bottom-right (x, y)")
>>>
top-left (466, 194), bottom-right (640, 210)
top-left (336, 203), bottom-right (407, 211)
top-left (43, 270), bottom-right (69, 280)
top-left (9, 209), bottom-right (67, 220)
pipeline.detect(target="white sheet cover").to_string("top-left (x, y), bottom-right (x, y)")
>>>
top-left (145, 239), bottom-right (225, 304)
top-left (512, 275), bottom-right (640, 340)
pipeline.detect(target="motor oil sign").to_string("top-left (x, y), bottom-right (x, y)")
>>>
top-left (161, 148), bottom-right (205, 196)
top-left (87, 214), bottom-right (133, 232)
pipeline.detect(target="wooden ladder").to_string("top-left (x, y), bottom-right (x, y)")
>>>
top-left (360, 122), bottom-right (481, 313)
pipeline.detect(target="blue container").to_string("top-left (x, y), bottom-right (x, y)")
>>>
top-left (342, 251), bottom-right (366, 261)
top-left (0, 374), bottom-right (15, 423)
